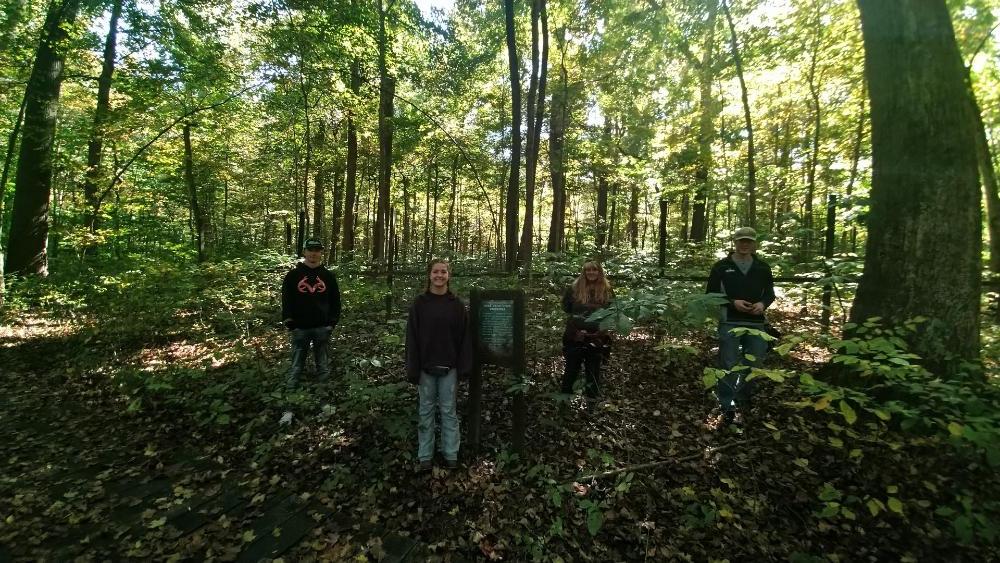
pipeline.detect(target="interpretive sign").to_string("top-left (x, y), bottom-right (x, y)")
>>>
top-left (470, 289), bottom-right (524, 369)
top-left (468, 288), bottom-right (526, 452)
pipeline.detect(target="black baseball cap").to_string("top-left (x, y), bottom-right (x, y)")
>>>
top-left (304, 238), bottom-right (325, 250)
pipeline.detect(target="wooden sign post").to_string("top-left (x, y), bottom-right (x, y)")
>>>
top-left (468, 288), bottom-right (526, 453)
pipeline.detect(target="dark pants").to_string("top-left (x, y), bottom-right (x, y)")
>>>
top-left (287, 326), bottom-right (332, 389)
top-left (561, 344), bottom-right (603, 399)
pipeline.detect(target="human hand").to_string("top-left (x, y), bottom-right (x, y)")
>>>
top-left (734, 300), bottom-right (753, 313)
top-left (751, 302), bottom-right (765, 315)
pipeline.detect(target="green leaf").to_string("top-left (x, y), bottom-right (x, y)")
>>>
top-left (947, 422), bottom-right (964, 437)
top-left (828, 437), bottom-right (844, 448)
top-left (839, 401), bottom-right (857, 425)
top-left (887, 497), bottom-right (904, 514)
top-left (954, 515), bottom-right (974, 543)
top-left (867, 499), bottom-right (881, 516)
top-left (147, 517), bottom-right (167, 529)
top-left (587, 509), bottom-right (604, 536)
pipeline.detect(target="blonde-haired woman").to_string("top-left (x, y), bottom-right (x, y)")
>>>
top-left (560, 261), bottom-right (613, 400)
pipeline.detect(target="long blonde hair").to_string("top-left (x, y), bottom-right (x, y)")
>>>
top-left (572, 261), bottom-right (611, 306)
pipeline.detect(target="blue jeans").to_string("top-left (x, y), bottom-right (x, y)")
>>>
top-left (417, 369), bottom-right (459, 462)
top-left (717, 323), bottom-right (768, 412)
top-left (287, 326), bottom-right (332, 389)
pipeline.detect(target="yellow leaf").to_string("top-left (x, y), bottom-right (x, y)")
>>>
top-left (887, 497), bottom-right (904, 514)
top-left (947, 422), bottom-right (964, 437)
top-left (242, 530), bottom-right (256, 543)
top-left (147, 517), bottom-right (167, 529)
top-left (813, 396), bottom-right (831, 411)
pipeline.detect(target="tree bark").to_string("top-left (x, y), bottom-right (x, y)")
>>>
top-left (627, 183), bottom-right (639, 248)
top-left (690, 0), bottom-right (719, 243)
top-left (851, 0), bottom-right (982, 363)
top-left (183, 122), bottom-right (208, 262)
top-left (518, 0), bottom-right (548, 266)
top-left (342, 61), bottom-right (360, 259)
top-left (448, 155), bottom-right (458, 251)
top-left (313, 119), bottom-right (326, 242)
top-left (803, 0), bottom-right (824, 254)
top-left (374, 0), bottom-right (394, 263)
top-left (6, 0), bottom-right (81, 276)
top-left (547, 26), bottom-right (568, 254)
top-left (721, 0), bottom-right (757, 229)
top-left (503, 0), bottom-right (522, 272)
top-left (82, 0), bottom-right (122, 237)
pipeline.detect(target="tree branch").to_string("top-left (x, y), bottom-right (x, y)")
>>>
top-left (102, 83), bottom-right (263, 201)
top-left (569, 437), bottom-right (761, 483)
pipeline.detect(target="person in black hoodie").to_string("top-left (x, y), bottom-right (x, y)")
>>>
top-left (405, 259), bottom-right (472, 471)
top-left (561, 261), bottom-right (614, 402)
top-left (281, 238), bottom-right (342, 390)
top-left (706, 227), bottom-right (776, 426)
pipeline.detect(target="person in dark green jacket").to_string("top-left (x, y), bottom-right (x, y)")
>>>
top-left (706, 227), bottom-right (776, 426)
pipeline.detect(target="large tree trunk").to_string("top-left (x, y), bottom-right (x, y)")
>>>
top-left (342, 61), bottom-right (360, 259)
top-left (518, 0), bottom-right (548, 266)
top-left (851, 0), bottom-right (982, 363)
top-left (82, 0), bottom-right (122, 237)
top-left (689, 0), bottom-right (719, 243)
top-left (5, 0), bottom-right (81, 276)
top-left (503, 0), bottom-right (522, 272)
top-left (721, 0), bottom-right (757, 229)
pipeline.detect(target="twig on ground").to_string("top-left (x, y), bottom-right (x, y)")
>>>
top-left (570, 437), bottom-right (763, 483)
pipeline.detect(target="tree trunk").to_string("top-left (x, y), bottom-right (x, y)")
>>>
top-left (843, 82), bottom-right (866, 253)
top-left (851, 0), bottom-right (982, 363)
top-left (966, 70), bottom-right (1000, 273)
top-left (803, 0), bottom-right (824, 254)
top-left (342, 61), bottom-right (360, 260)
top-left (596, 175), bottom-right (609, 249)
top-left (330, 162), bottom-right (343, 262)
top-left (721, 0), bottom-right (757, 229)
top-left (402, 175), bottom-right (411, 262)
top-left (183, 122), bottom-right (208, 262)
top-left (518, 0), bottom-right (548, 266)
top-left (690, 0), bottom-right (719, 243)
top-left (82, 0), bottom-right (122, 238)
top-left (313, 119), bottom-right (326, 242)
top-left (679, 192), bottom-right (690, 241)
top-left (547, 27), bottom-right (568, 254)
top-left (627, 183), bottom-right (639, 248)
top-left (374, 0), bottom-right (394, 263)
top-left (5, 0), bottom-right (81, 276)
top-left (503, 0), bottom-right (522, 272)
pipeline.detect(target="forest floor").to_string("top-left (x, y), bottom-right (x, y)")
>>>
top-left (1, 267), bottom-right (998, 561)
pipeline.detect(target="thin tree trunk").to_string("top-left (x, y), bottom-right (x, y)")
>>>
top-left (183, 122), bottom-right (207, 262)
top-left (374, 0), bottom-right (394, 263)
top-left (6, 0), bottom-right (81, 276)
top-left (313, 119), bottom-right (326, 241)
top-left (690, 0), bottom-right (719, 243)
top-left (547, 26), bottom-right (568, 253)
top-left (342, 61), bottom-right (360, 260)
top-left (965, 70), bottom-right (1000, 273)
top-left (503, 0), bottom-right (522, 272)
top-left (448, 156), bottom-right (458, 250)
top-left (83, 0), bottom-right (122, 238)
top-left (804, 0), bottom-right (824, 254)
top-left (843, 82), bottom-right (866, 253)
top-left (518, 0), bottom-right (548, 266)
top-left (627, 183), bottom-right (639, 248)
top-left (721, 0), bottom-right (757, 228)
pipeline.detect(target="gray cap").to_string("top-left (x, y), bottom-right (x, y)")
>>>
top-left (732, 227), bottom-right (757, 241)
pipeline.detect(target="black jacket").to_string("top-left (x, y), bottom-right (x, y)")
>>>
top-left (281, 262), bottom-right (342, 329)
top-left (706, 254), bottom-right (775, 324)
top-left (562, 286), bottom-right (613, 347)
top-left (405, 291), bottom-right (473, 384)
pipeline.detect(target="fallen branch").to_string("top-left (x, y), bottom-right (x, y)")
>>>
top-left (570, 437), bottom-right (762, 483)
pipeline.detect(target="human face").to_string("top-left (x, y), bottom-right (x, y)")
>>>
top-left (734, 238), bottom-right (756, 257)
top-left (303, 247), bottom-right (323, 266)
top-left (583, 264), bottom-right (600, 282)
top-left (429, 262), bottom-right (450, 293)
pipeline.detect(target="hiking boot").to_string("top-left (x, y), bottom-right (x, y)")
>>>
top-left (445, 459), bottom-right (459, 469)
top-left (417, 460), bottom-right (432, 473)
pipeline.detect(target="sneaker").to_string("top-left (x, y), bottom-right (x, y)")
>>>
top-left (445, 459), bottom-right (459, 469)
top-left (279, 411), bottom-right (294, 426)
top-left (734, 411), bottom-right (746, 428)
